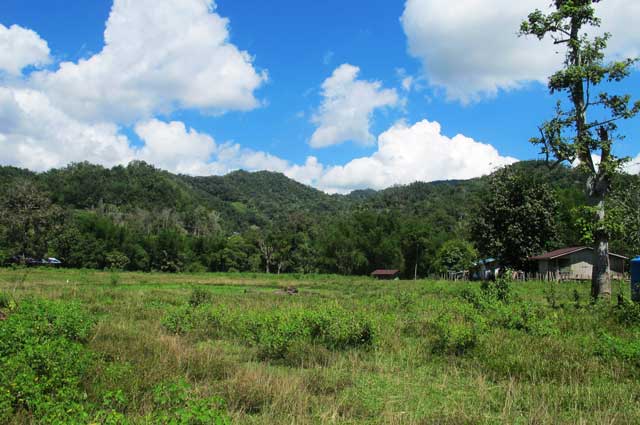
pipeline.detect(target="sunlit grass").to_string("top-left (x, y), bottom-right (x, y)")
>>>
top-left (0, 268), bottom-right (637, 424)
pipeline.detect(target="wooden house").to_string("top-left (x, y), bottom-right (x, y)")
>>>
top-left (371, 269), bottom-right (400, 280)
top-left (529, 247), bottom-right (628, 281)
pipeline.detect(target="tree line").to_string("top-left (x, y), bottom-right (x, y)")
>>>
top-left (0, 161), bottom-right (637, 277)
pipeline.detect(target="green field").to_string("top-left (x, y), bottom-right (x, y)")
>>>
top-left (1, 268), bottom-right (639, 424)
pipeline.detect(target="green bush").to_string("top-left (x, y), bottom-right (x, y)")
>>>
top-left (189, 288), bottom-right (213, 308)
top-left (105, 251), bottom-right (130, 271)
top-left (161, 305), bottom-right (197, 335)
top-left (544, 282), bottom-right (560, 309)
top-left (491, 302), bottom-right (559, 337)
top-left (161, 304), bottom-right (375, 361)
top-left (430, 313), bottom-right (481, 356)
top-left (149, 379), bottom-right (230, 424)
top-left (303, 308), bottom-right (374, 350)
top-left (0, 291), bottom-right (10, 309)
top-left (0, 298), bottom-right (93, 355)
top-left (248, 312), bottom-right (310, 360)
top-left (594, 332), bottom-right (640, 365)
top-left (480, 278), bottom-right (512, 303)
top-left (612, 300), bottom-right (640, 326)
top-left (461, 281), bottom-right (558, 337)
top-left (0, 299), bottom-right (95, 422)
top-left (250, 307), bottom-right (375, 360)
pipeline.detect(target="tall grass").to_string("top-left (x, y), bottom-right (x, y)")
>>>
top-left (0, 268), bottom-right (638, 424)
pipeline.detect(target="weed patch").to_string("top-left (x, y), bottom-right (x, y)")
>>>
top-left (189, 287), bottom-right (213, 308)
top-left (0, 299), bottom-right (95, 422)
top-left (594, 332), bottom-right (640, 365)
top-left (611, 300), bottom-right (640, 326)
top-left (162, 303), bottom-right (375, 361)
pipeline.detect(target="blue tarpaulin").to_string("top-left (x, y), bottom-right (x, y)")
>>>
top-left (631, 257), bottom-right (640, 302)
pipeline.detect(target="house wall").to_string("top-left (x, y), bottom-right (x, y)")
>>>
top-left (538, 260), bottom-right (550, 275)
top-left (567, 250), bottom-right (593, 280)
top-left (536, 250), bottom-right (627, 280)
top-left (611, 256), bottom-right (626, 274)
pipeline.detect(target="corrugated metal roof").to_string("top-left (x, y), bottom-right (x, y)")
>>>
top-left (371, 269), bottom-right (400, 276)
top-left (474, 258), bottom-right (496, 266)
top-left (529, 246), bottom-right (629, 261)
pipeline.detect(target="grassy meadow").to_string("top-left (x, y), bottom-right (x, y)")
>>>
top-left (1, 268), bottom-right (640, 424)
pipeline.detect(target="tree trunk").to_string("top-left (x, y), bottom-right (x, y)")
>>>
top-left (589, 185), bottom-right (611, 300)
top-left (414, 244), bottom-right (419, 281)
top-left (592, 232), bottom-right (611, 300)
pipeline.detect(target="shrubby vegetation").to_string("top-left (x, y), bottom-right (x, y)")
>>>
top-left (0, 298), bottom-right (94, 422)
top-left (2, 269), bottom-right (640, 423)
top-left (162, 295), bottom-right (374, 362)
top-left (0, 291), bottom-right (231, 424)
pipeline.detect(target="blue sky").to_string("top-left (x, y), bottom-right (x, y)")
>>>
top-left (0, 0), bottom-right (638, 192)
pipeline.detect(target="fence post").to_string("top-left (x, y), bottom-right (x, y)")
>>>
top-left (631, 257), bottom-right (640, 303)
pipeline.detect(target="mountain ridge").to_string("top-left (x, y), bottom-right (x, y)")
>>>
top-left (0, 159), bottom-right (585, 232)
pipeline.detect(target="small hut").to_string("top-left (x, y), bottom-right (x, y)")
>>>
top-left (371, 269), bottom-right (400, 280)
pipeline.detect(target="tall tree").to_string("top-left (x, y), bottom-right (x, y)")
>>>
top-left (400, 218), bottom-right (431, 280)
top-left (0, 180), bottom-right (63, 260)
top-left (433, 240), bottom-right (478, 275)
top-left (608, 175), bottom-right (640, 256)
top-left (521, 0), bottom-right (639, 299)
top-left (471, 167), bottom-right (559, 271)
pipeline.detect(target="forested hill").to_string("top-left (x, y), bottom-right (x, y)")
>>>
top-left (5, 159), bottom-right (628, 276)
top-left (181, 170), bottom-right (345, 229)
top-left (0, 160), bottom-right (585, 230)
top-left (0, 162), bottom-right (343, 229)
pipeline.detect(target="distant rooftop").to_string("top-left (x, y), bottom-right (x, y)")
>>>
top-left (529, 247), bottom-right (628, 261)
top-left (371, 269), bottom-right (400, 276)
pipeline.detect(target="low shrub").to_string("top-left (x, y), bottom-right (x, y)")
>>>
top-left (544, 282), bottom-right (560, 309)
top-left (0, 298), bottom-right (95, 422)
top-left (612, 300), bottom-right (640, 326)
top-left (480, 277), bottom-right (512, 303)
top-left (430, 313), bottom-right (481, 356)
top-left (304, 308), bottom-right (374, 350)
top-left (0, 291), bottom-right (10, 309)
top-left (161, 305), bottom-right (197, 335)
top-left (573, 289), bottom-right (582, 309)
top-left (594, 332), bottom-right (640, 365)
top-left (491, 302), bottom-right (559, 337)
top-left (149, 379), bottom-right (231, 424)
top-left (161, 303), bottom-right (375, 361)
top-left (189, 288), bottom-right (213, 308)
top-left (461, 281), bottom-right (558, 337)
top-left (243, 306), bottom-right (375, 360)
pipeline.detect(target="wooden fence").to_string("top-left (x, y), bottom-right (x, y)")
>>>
top-left (434, 271), bottom-right (630, 282)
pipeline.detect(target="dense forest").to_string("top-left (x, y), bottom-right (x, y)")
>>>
top-left (0, 160), bottom-right (638, 277)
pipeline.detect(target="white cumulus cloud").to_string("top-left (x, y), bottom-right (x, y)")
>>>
top-left (135, 119), bottom-right (519, 193)
top-left (626, 154), bottom-right (640, 175)
top-left (284, 156), bottom-right (325, 187)
top-left (135, 119), bottom-right (290, 177)
top-left (0, 24), bottom-right (51, 75)
top-left (310, 64), bottom-right (399, 148)
top-left (29, 0), bottom-right (266, 123)
top-left (401, 0), bottom-right (640, 103)
top-left (0, 87), bottom-right (134, 171)
top-left (135, 119), bottom-right (218, 175)
top-left (315, 119), bottom-right (518, 193)
top-left (0, 0), bottom-right (269, 175)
